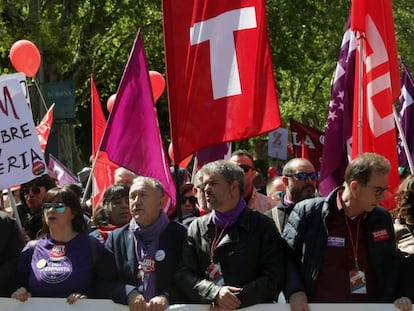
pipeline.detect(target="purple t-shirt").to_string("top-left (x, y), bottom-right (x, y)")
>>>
top-left (17, 232), bottom-right (99, 297)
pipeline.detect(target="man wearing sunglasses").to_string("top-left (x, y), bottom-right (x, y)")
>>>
top-left (266, 158), bottom-right (318, 232)
top-left (230, 150), bottom-right (277, 213)
top-left (17, 174), bottom-right (56, 240)
top-left (283, 153), bottom-right (411, 311)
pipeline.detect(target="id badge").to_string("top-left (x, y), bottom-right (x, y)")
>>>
top-left (349, 269), bottom-right (367, 294)
top-left (206, 262), bottom-right (224, 286)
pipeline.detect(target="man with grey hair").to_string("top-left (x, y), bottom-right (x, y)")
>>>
top-left (283, 153), bottom-right (411, 311)
top-left (105, 176), bottom-right (186, 310)
top-left (114, 167), bottom-right (137, 188)
top-left (176, 160), bottom-right (286, 309)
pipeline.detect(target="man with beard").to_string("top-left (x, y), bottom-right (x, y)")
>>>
top-left (176, 160), bottom-right (286, 309)
top-left (265, 158), bottom-right (317, 232)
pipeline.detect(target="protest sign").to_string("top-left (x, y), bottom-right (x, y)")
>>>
top-left (0, 75), bottom-right (47, 189)
top-left (0, 72), bottom-right (30, 107)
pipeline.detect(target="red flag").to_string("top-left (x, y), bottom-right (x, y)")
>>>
top-left (351, 0), bottom-right (400, 209)
top-left (163, 0), bottom-right (281, 163)
top-left (36, 104), bottom-right (54, 153)
top-left (100, 31), bottom-right (176, 209)
top-left (290, 119), bottom-right (324, 172)
top-left (90, 76), bottom-right (117, 207)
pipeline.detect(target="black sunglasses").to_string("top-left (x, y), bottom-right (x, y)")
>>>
top-left (239, 164), bottom-right (254, 173)
top-left (21, 186), bottom-right (42, 196)
top-left (286, 172), bottom-right (319, 182)
top-left (181, 196), bottom-right (197, 204)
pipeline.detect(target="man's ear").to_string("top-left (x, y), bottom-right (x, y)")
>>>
top-left (349, 180), bottom-right (359, 197)
top-left (282, 176), bottom-right (289, 186)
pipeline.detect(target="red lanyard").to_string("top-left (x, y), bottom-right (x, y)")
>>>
top-left (345, 215), bottom-right (362, 270)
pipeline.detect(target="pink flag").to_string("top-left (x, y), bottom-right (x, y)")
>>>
top-left (100, 31), bottom-right (176, 207)
top-left (36, 104), bottom-right (55, 153)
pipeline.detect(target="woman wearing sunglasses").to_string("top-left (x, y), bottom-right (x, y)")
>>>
top-left (11, 185), bottom-right (114, 304)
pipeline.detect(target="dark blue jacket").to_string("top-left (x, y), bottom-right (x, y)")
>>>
top-left (282, 187), bottom-right (402, 302)
top-left (104, 220), bottom-right (186, 304)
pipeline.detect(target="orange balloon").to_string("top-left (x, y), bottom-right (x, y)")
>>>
top-left (106, 94), bottom-right (116, 113)
top-left (10, 40), bottom-right (41, 78)
top-left (149, 71), bottom-right (165, 103)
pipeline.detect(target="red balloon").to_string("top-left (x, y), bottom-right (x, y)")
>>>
top-left (168, 143), bottom-right (175, 162)
top-left (268, 166), bottom-right (277, 179)
top-left (10, 40), bottom-right (41, 78)
top-left (149, 71), bottom-right (165, 103)
top-left (106, 94), bottom-right (116, 113)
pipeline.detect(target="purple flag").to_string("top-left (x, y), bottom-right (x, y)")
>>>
top-left (48, 154), bottom-right (80, 186)
top-left (196, 143), bottom-right (232, 167)
top-left (398, 61), bottom-right (414, 167)
top-left (100, 30), bottom-right (176, 207)
top-left (319, 18), bottom-right (356, 196)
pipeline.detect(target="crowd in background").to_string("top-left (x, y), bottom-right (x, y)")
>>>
top-left (0, 150), bottom-right (414, 311)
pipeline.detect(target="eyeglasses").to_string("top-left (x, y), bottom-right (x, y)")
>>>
top-left (239, 164), bottom-right (254, 173)
top-left (366, 185), bottom-right (389, 196)
top-left (21, 186), bottom-right (42, 196)
top-left (182, 196), bottom-right (197, 204)
top-left (42, 203), bottom-right (67, 213)
top-left (286, 172), bottom-right (319, 182)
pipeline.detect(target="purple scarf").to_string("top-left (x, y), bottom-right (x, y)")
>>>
top-left (129, 211), bottom-right (169, 300)
top-left (211, 199), bottom-right (246, 229)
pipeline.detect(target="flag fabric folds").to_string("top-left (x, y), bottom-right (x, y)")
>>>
top-left (351, 0), bottom-right (400, 209)
top-left (90, 76), bottom-right (117, 207)
top-left (100, 31), bottom-right (176, 207)
top-left (398, 61), bottom-right (414, 168)
top-left (163, 0), bottom-right (281, 163)
top-left (48, 154), bottom-right (79, 186)
top-left (290, 119), bottom-right (324, 173)
top-left (36, 104), bottom-right (55, 154)
top-left (319, 19), bottom-right (356, 196)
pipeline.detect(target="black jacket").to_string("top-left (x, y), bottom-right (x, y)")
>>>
top-left (176, 207), bottom-right (286, 308)
top-left (282, 187), bottom-right (402, 302)
top-left (0, 211), bottom-right (24, 296)
top-left (105, 220), bottom-right (186, 304)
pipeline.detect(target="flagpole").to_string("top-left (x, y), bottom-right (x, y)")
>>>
top-left (356, 32), bottom-right (364, 155)
top-left (393, 106), bottom-right (414, 173)
top-left (7, 188), bottom-right (22, 230)
top-left (173, 163), bottom-right (183, 222)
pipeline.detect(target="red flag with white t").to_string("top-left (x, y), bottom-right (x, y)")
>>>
top-left (163, 0), bottom-right (281, 163)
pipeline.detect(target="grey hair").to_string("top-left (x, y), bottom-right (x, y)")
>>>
top-left (202, 160), bottom-right (245, 195)
top-left (132, 176), bottom-right (165, 196)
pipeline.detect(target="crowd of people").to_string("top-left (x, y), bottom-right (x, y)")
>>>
top-left (0, 149), bottom-right (414, 311)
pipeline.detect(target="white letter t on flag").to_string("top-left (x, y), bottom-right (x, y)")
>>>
top-left (190, 7), bottom-right (257, 100)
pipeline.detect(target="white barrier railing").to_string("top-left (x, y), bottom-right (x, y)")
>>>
top-left (0, 298), bottom-right (409, 311)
